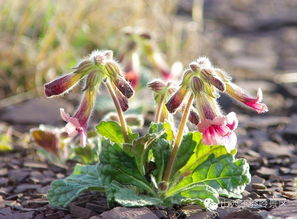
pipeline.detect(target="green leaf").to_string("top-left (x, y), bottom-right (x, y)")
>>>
top-left (47, 164), bottom-right (104, 207)
top-left (177, 132), bottom-right (233, 176)
top-left (100, 140), bottom-right (156, 196)
top-left (166, 154), bottom-right (251, 199)
top-left (170, 184), bottom-right (219, 211)
top-left (172, 132), bottom-right (202, 174)
top-left (96, 121), bottom-right (125, 144)
top-left (151, 138), bottom-right (170, 183)
top-left (130, 132), bottom-right (164, 175)
top-left (96, 121), bottom-right (138, 144)
top-left (149, 122), bottom-right (174, 141)
top-left (106, 182), bottom-right (162, 207)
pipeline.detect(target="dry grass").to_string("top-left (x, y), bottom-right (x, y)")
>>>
top-left (0, 0), bottom-right (204, 100)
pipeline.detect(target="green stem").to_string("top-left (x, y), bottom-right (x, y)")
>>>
top-left (105, 80), bottom-right (129, 142)
top-left (163, 94), bottom-right (194, 183)
top-left (154, 95), bottom-right (165, 123)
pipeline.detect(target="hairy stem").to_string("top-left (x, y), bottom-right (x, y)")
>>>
top-left (154, 95), bottom-right (165, 123)
top-left (163, 94), bottom-right (194, 183)
top-left (105, 80), bottom-right (129, 142)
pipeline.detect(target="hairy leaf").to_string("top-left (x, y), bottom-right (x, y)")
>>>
top-left (166, 154), bottom-right (251, 199)
top-left (100, 140), bottom-right (156, 195)
top-left (106, 182), bottom-right (162, 207)
top-left (170, 184), bottom-right (219, 210)
top-left (172, 132), bottom-right (202, 174)
top-left (96, 121), bottom-right (125, 144)
top-left (151, 138), bottom-right (170, 183)
top-left (48, 164), bottom-right (103, 207)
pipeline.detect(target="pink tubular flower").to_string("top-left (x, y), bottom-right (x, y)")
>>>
top-left (198, 112), bottom-right (238, 152)
top-left (226, 82), bottom-right (268, 114)
top-left (60, 88), bottom-right (96, 146)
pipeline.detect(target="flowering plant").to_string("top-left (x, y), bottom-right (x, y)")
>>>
top-left (45, 50), bottom-right (267, 210)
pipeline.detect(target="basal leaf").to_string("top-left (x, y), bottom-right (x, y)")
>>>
top-left (47, 164), bottom-right (103, 207)
top-left (151, 138), bottom-right (170, 183)
top-left (131, 132), bottom-right (164, 175)
top-left (177, 133), bottom-right (233, 176)
top-left (166, 154), bottom-right (251, 199)
top-left (170, 184), bottom-right (219, 211)
top-left (106, 182), bottom-right (163, 207)
top-left (172, 132), bottom-right (202, 175)
top-left (100, 140), bottom-right (156, 196)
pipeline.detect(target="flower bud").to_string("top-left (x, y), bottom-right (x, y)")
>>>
top-left (189, 62), bottom-right (199, 72)
top-left (181, 69), bottom-right (194, 85)
top-left (148, 80), bottom-right (166, 92)
top-left (166, 85), bottom-right (188, 113)
top-left (190, 76), bottom-right (204, 95)
top-left (44, 72), bottom-right (84, 97)
top-left (105, 61), bottom-right (122, 78)
top-left (113, 85), bottom-right (129, 112)
top-left (201, 69), bottom-right (226, 92)
top-left (113, 76), bottom-right (134, 99)
top-left (189, 110), bottom-right (199, 125)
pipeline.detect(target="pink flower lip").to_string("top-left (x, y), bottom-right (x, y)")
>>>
top-left (243, 88), bottom-right (268, 114)
top-left (198, 112), bottom-right (238, 151)
top-left (60, 108), bottom-right (87, 146)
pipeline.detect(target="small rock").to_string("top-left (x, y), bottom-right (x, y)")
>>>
top-left (252, 183), bottom-right (267, 190)
top-left (256, 167), bottom-right (278, 178)
top-left (69, 203), bottom-right (97, 219)
top-left (260, 141), bottom-right (294, 158)
top-left (14, 184), bottom-right (41, 193)
top-left (24, 161), bottom-right (48, 169)
top-left (0, 97), bottom-right (72, 125)
top-left (99, 207), bottom-right (158, 219)
top-left (222, 209), bottom-right (262, 219)
top-left (281, 191), bottom-right (297, 199)
top-left (268, 200), bottom-right (297, 218)
top-left (8, 170), bottom-right (30, 182)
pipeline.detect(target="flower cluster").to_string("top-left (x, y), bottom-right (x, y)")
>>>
top-left (44, 50), bottom-right (134, 146)
top-left (165, 57), bottom-right (268, 151)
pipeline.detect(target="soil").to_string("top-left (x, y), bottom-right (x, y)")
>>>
top-left (1, 0), bottom-right (297, 218)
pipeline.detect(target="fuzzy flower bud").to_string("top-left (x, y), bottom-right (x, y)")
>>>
top-left (189, 109), bottom-right (199, 125)
top-left (190, 76), bottom-right (204, 95)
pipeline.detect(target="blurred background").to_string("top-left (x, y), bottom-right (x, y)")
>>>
top-left (0, 0), bottom-right (296, 123)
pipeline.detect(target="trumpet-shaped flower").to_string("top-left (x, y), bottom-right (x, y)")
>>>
top-left (198, 112), bottom-right (238, 152)
top-left (60, 85), bottom-right (96, 146)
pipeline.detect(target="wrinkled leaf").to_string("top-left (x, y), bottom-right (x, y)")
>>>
top-left (100, 140), bottom-right (156, 196)
top-left (152, 138), bottom-right (170, 183)
top-left (178, 134), bottom-right (234, 176)
top-left (170, 184), bottom-right (219, 210)
top-left (48, 164), bottom-right (103, 207)
top-left (106, 182), bottom-right (162, 207)
top-left (172, 132), bottom-right (202, 175)
top-left (166, 154), bottom-right (250, 199)
top-left (130, 132), bottom-right (164, 175)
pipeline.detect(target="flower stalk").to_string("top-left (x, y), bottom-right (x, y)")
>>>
top-left (105, 80), bottom-right (129, 142)
top-left (163, 94), bottom-right (194, 183)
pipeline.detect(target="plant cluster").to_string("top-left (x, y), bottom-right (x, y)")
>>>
top-left (43, 50), bottom-right (267, 210)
